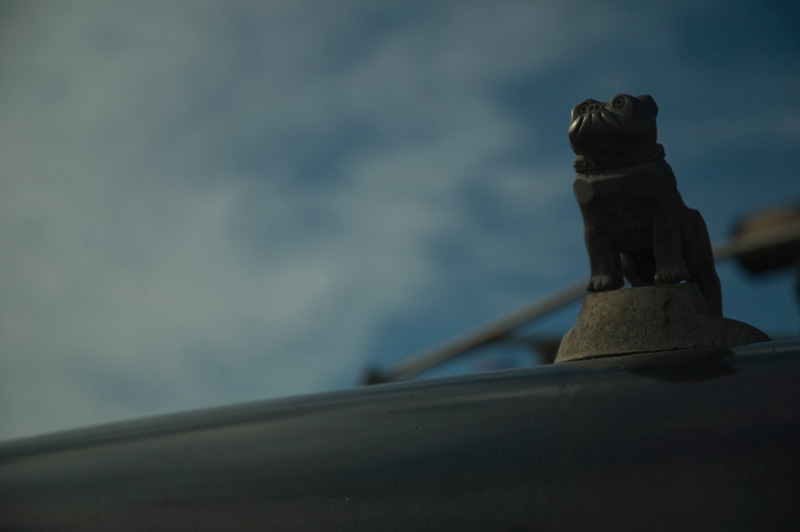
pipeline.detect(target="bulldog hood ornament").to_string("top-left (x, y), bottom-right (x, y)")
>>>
top-left (556, 94), bottom-right (769, 362)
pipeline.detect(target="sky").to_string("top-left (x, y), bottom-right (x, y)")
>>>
top-left (1, 0), bottom-right (798, 442)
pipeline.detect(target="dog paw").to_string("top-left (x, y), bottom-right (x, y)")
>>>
top-left (654, 267), bottom-right (690, 285)
top-left (587, 274), bottom-right (624, 292)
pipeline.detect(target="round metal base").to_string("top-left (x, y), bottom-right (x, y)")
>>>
top-left (555, 283), bottom-right (770, 363)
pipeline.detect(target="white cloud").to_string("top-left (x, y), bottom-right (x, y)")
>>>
top-left (1, 0), bottom-right (797, 441)
top-left (0, 1), bottom-right (558, 440)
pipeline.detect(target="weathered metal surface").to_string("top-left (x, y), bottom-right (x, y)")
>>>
top-left (556, 283), bottom-right (770, 362)
top-left (2, 341), bottom-right (799, 531)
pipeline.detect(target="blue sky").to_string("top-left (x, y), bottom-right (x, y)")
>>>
top-left (1, 0), bottom-right (798, 441)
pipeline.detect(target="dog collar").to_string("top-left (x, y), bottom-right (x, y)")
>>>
top-left (574, 143), bottom-right (665, 173)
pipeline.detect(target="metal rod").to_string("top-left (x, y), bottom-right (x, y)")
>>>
top-left (381, 279), bottom-right (587, 382)
top-left (712, 220), bottom-right (800, 261)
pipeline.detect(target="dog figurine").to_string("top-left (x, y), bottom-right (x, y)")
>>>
top-left (569, 94), bottom-right (722, 316)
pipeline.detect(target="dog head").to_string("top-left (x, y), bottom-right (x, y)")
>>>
top-left (568, 94), bottom-right (658, 157)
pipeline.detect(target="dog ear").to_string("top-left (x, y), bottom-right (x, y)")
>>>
top-left (637, 95), bottom-right (658, 117)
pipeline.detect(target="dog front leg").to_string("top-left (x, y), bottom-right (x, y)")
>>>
top-left (584, 225), bottom-right (623, 291)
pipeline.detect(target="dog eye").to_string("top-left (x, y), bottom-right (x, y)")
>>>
top-left (612, 96), bottom-right (626, 108)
